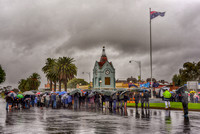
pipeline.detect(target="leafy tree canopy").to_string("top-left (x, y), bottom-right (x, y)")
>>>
top-left (67, 78), bottom-right (88, 88)
top-left (172, 61), bottom-right (200, 86)
top-left (0, 65), bottom-right (6, 84)
top-left (18, 73), bottom-right (41, 92)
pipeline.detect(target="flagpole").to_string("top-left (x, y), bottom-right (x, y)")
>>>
top-left (149, 8), bottom-right (153, 98)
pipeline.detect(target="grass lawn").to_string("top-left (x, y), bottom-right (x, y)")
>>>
top-left (127, 102), bottom-right (200, 110)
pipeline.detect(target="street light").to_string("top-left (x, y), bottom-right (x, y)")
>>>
top-left (99, 80), bottom-right (102, 90)
top-left (129, 60), bottom-right (141, 81)
top-left (82, 72), bottom-right (91, 83)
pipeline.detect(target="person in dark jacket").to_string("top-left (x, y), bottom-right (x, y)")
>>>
top-left (140, 92), bottom-right (145, 109)
top-left (123, 93), bottom-right (129, 110)
top-left (134, 92), bottom-right (140, 109)
top-left (6, 96), bottom-right (14, 110)
top-left (101, 94), bottom-right (105, 109)
top-left (144, 91), bottom-right (150, 109)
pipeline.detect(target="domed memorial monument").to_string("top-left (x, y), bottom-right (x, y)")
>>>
top-left (93, 46), bottom-right (115, 89)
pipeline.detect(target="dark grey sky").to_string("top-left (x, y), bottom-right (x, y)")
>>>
top-left (0, 0), bottom-right (200, 88)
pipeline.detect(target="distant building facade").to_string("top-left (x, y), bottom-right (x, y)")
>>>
top-left (93, 46), bottom-right (115, 89)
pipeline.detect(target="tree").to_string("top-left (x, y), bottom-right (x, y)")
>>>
top-left (18, 73), bottom-right (41, 92)
top-left (29, 73), bottom-right (41, 90)
top-left (172, 61), bottom-right (200, 86)
top-left (57, 57), bottom-right (77, 91)
top-left (18, 79), bottom-right (28, 92)
top-left (172, 74), bottom-right (183, 86)
top-left (67, 78), bottom-right (88, 88)
top-left (42, 58), bottom-right (57, 91)
top-left (0, 65), bottom-right (6, 84)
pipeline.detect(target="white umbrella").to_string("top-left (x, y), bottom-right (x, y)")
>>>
top-left (23, 91), bottom-right (35, 95)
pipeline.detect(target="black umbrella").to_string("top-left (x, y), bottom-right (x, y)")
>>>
top-left (176, 86), bottom-right (187, 94)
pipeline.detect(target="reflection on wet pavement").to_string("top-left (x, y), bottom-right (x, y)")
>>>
top-left (0, 99), bottom-right (200, 134)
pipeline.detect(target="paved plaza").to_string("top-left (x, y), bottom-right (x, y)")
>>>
top-left (0, 99), bottom-right (200, 134)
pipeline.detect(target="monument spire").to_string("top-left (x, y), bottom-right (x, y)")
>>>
top-left (102, 46), bottom-right (106, 56)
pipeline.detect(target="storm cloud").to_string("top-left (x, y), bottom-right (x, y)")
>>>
top-left (0, 0), bottom-right (200, 88)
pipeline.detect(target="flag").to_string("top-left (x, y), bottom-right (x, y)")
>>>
top-left (150, 11), bottom-right (165, 19)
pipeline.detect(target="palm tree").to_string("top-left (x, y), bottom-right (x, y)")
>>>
top-left (29, 73), bottom-right (41, 90)
top-left (18, 79), bottom-right (27, 92)
top-left (57, 57), bottom-right (77, 91)
top-left (42, 58), bottom-right (56, 91)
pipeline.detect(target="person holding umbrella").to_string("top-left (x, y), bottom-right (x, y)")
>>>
top-left (176, 86), bottom-right (189, 118)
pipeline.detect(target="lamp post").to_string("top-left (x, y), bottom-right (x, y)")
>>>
top-left (99, 80), bottom-right (102, 90)
top-left (82, 72), bottom-right (91, 83)
top-left (129, 60), bottom-right (141, 82)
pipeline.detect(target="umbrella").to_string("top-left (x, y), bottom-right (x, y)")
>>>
top-left (129, 88), bottom-right (141, 92)
top-left (101, 90), bottom-right (114, 96)
top-left (17, 94), bottom-right (24, 99)
top-left (88, 92), bottom-right (95, 98)
top-left (120, 90), bottom-right (130, 95)
top-left (36, 92), bottom-right (42, 95)
top-left (92, 90), bottom-right (102, 94)
top-left (69, 89), bottom-right (82, 95)
top-left (59, 91), bottom-right (67, 95)
top-left (116, 89), bottom-right (126, 93)
top-left (7, 92), bottom-right (17, 97)
top-left (176, 86), bottom-right (187, 94)
top-left (190, 91), bottom-right (196, 93)
top-left (31, 90), bottom-right (38, 93)
top-left (23, 91), bottom-right (35, 95)
top-left (138, 89), bottom-right (149, 92)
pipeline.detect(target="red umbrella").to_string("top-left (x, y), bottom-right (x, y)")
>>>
top-left (36, 92), bottom-right (41, 95)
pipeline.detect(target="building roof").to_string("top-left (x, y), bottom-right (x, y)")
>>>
top-left (98, 46), bottom-right (112, 68)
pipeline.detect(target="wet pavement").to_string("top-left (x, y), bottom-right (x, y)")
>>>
top-left (0, 99), bottom-right (200, 134)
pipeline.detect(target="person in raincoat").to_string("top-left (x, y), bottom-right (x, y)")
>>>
top-left (112, 93), bottom-right (117, 110)
top-left (144, 91), bottom-right (150, 109)
top-left (73, 93), bottom-right (80, 109)
top-left (177, 86), bottom-right (189, 118)
top-left (5, 95), bottom-right (14, 110)
top-left (68, 94), bottom-right (72, 109)
top-left (134, 92), bottom-right (140, 109)
top-left (163, 89), bottom-right (171, 109)
top-left (123, 93), bottom-right (129, 110)
top-left (45, 94), bottom-right (50, 108)
top-left (140, 92), bottom-right (145, 109)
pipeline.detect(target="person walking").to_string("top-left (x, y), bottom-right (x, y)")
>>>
top-left (144, 91), bottom-right (150, 109)
top-left (134, 92), bottom-right (140, 110)
top-left (123, 93), bottom-right (129, 110)
top-left (163, 89), bottom-right (171, 110)
top-left (195, 93), bottom-right (199, 103)
top-left (40, 95), bottom-right (45, 109)
top-left (140, 92), bottom-right (145, 109)
top-left (68, 94), bottom-right (72, 109)
top-left (112, 93), bottom-right (117, 110)
top-left (45, 94), bottom-right (50, 108)
top-left (6, 96), bottom-right (14, 110)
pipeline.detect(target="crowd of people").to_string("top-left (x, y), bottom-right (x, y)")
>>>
top-left (4, 89), bottom-right (151, 112)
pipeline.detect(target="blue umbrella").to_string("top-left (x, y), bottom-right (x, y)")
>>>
top-left (59, 91), bottom-right (67, 95)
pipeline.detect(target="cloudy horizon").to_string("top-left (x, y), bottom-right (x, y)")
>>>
top-left (0, 0), bottom-right (200, 88)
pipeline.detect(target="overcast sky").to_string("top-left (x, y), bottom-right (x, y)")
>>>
top-left (0, 0), bottom-right (200, 88)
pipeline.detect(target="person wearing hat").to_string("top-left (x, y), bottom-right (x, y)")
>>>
top-left (163, 89), bottom-right (171, 109)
